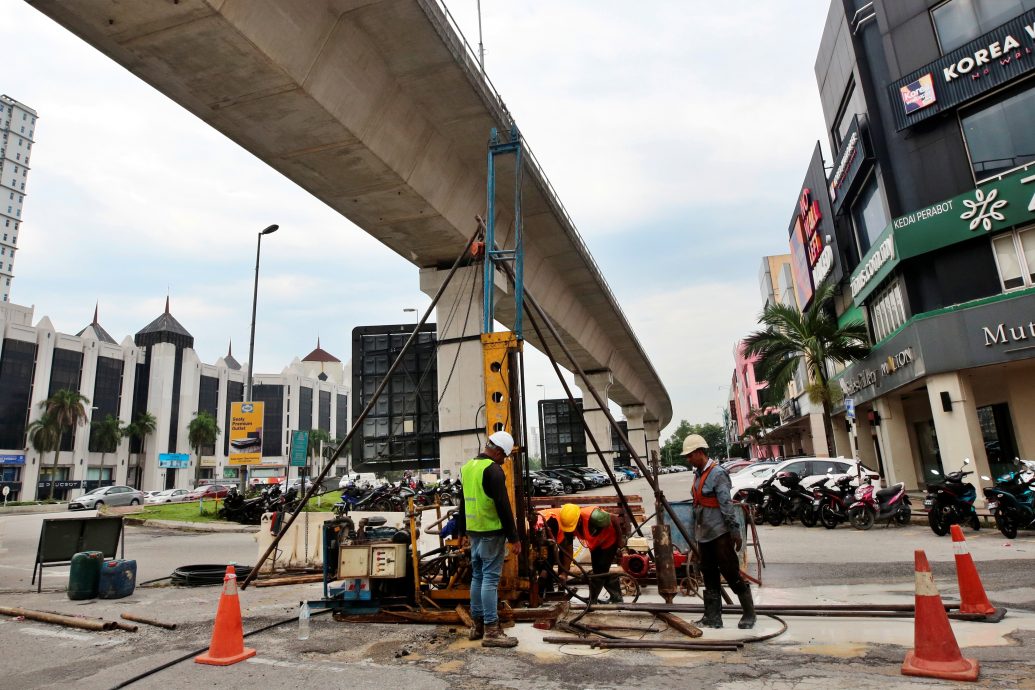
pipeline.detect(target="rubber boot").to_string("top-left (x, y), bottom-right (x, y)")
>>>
top-left (694, 588), bottom-right (722, 629)
top-left (733, 583), bottom-right (756, 629)
top-left (468, 618), bottom-right (484, 641)
top-left (604, 577), bottom-right (625, 605)
top-left (481, 621), bottom-right (518, 648)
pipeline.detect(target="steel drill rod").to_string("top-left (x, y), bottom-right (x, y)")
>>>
top-left (120, 613), bottom-right (177, 630)
top-left (0, 606), bottom-right (114, 631)
top-left (241, 225), bottom-right (482, 589)
top-left (595, 640), bottom-right (742, 651)
top-left (578, 602), bottom-right (960, 613)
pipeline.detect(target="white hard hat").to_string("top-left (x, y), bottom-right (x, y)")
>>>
top-left (488, 431), bottom-right (515, 456)
top-left (681, 434), bottom-right (709, 456)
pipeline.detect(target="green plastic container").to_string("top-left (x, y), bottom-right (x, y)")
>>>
top-left (67, 550), bottom-right (104, 600)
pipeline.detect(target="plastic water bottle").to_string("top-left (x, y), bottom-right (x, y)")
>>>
top-left (297, 601), bottom-right (311, 640)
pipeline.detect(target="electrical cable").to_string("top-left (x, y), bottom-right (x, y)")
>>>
top-left (169, 564), bottom-right (254, 587)
top-left (110, 608), bottom-right (333, 689)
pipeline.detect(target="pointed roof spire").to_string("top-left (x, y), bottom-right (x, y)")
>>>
top-left (164, 294), bottom-right (170, 315)
top-left (76, 301), bottom-right (117, 344)
top-left (92, 301), bottom-right (99, 325)
top-left (224, 338), bottom-right (241, 370)
top-left (302, 337), bottom-right (341, 363)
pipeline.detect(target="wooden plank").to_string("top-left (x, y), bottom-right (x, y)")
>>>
top-left (455, 605), bottom-right (475, 628)
top-left (653, 611), bottom-right (703, 639)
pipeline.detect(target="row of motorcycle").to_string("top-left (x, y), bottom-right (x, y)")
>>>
top-left (331, 477), bottom-right (461, 518)
top-left (733, 469), bottom-right (911, 531)
top-left (220, 484), bottom-right (303, 525)
top-left (919, 457), bottom-right (1035, 538)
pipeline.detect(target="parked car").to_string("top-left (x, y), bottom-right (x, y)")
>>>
top-left (539, 469), bottom-right (585, 493)
top-left (68, 485), bottom-right (147, 510)
top-left (617, 467), bottom-right (639, 480)
top-left (145, 488), bottom-right (191, 504)
top-left (185, 484), bottom-right (232, 501)
top-left (527, 471), bottom-right (564, 496)
top-left (730, 457), bottom-right (878, 498)
top-left (570, 467), bottom-right (610, 487)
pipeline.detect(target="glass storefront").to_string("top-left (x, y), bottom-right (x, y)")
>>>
top-left (977, 403), bottom-right (1019, 477)
top-left (851, 175), bottom-right (889, 254)
top-left (933, 0), bottom-right (1035, 52)
top-left (914, 420), bottom-right (944, 486)
top-left (961, 80), bottom-right (1035, 181)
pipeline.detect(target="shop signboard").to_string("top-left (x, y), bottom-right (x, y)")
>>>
top-left (923, 290), bottom-right (1035, 371)
top-left (289, 430), bottom-right (309, 468)
top-left (828, 116), bottom-right (870, 215)
top-left (158, 453), bottom-right (189, 469)
top-left (845, 398), bottom-right (855, 420)
top-left (850, 163), bottom-right (1035, 305)
top-left (788, 144), bottom-right (841, 307)
top-left (37, 480), bottom-right (82, 490)
top-left (228, 401), bottom-right (264, 466)
top-left (199, 457), bottom-right (217, 468)
top-left (835, 329), bottom-right (923, 407)
top-left (0, 454), bottom-right (25, 465)
top-left (890, 10), bottom-right (1035, 130)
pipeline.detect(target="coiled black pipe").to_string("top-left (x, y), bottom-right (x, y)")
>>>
top-left (169, 564), bottom-right (254, 587)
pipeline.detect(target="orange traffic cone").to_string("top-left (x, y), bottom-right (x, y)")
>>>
top-left (902, 549), bottom-right (978, 682)
top-left (195, 565), bottom-right (256, 666)
top-left (950, 524), bottom-right (1006, 622)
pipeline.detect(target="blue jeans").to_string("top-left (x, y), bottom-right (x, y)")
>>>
top-left (469, 534), bottom-right (506, 625)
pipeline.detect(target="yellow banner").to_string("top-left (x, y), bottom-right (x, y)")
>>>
top-left (228, 401), bottom-right (264, 466)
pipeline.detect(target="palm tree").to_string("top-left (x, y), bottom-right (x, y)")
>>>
top-left (27, 414), bottom-right (60, 500)
top-left (91, 414), bottom-right (124, 478)
top-left (127, 411), bottom-right (157, 488)
top-left (740, 406), bottom-right (780, 458)
top-left (743, 284), bottom-right (869, 457)
top-left (308, 428), bottom-right (332, 478)
top-left (39, 390), bottom-right (90, 500)
top-left (188, 411), bottom-right (220, 484)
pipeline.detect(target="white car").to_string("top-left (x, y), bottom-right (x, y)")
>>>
top-left (729, 457), bottom-right (879, 497)
top-left (145, 488), bottom-right (191, 504)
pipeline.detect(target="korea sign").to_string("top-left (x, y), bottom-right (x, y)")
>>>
top-left (229, 401), bottom-right (264, 466)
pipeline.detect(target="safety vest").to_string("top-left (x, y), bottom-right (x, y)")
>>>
top-left (461, 457), bottom-right (501, 532)
top-left (693, 463), bottom-right (720, 508)
top-left (575, 506), bottom-right (617, 551)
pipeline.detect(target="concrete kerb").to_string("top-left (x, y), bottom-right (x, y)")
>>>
top-left (123, 517), bottom-right (260, 534)
top-left (0, 503), bottom-right (69, 516)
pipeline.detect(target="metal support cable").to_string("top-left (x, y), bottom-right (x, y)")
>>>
top-left (241, 226), bottom-right (482, 589)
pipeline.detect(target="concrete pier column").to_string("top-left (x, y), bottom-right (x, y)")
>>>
top-left (644, 419), bottom-right (661, 465)
top-left (420, 266), bottom-right (485, 481)
top-left (577, 370), bottom-right (614, 472)
top-left (874, 395), bottom-right (919, 490)
top-left (831, 414), bottom-right (852, 459)
top-left (926, 372), bottom-right (993, 504)
top-left (807, 411), bottom-right (829, 457)
top-left (621, 404), bottom-right (647, 465)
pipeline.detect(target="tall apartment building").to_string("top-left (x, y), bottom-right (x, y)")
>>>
top-left (0, 95), bottom-right (35, 304)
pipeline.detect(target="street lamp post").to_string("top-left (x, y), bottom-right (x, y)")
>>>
top-left (244, 224), bottom-right (278, 488)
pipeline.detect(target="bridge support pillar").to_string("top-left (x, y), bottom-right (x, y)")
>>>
top-left (577, 370), bottom-right (614, 472)
top-left (621, 404), bottom-right (647, 467)
top-left (420, 265), bottom-right (485, 480)
top-left (644, 419), bottom-right (661, 465)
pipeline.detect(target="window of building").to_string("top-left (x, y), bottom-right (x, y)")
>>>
top-left (960, 79), bottom-right (1035, 181)
top-left (832, 79), bottom-right (866, 152)
top-left (933, 0), bottom-right (1035, 53)
top-left (868, 280), bottom-right (908, 342)
top-left (850, 174), bottom-right (890, 254)
top-left (991, 225), bottom-right (1035, 289)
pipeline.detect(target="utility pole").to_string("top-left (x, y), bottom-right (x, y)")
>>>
top-left (476, 0), bottom-right (485, 70)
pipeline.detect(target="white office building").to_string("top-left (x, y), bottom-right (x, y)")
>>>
top-left (0, 95), bottom-right (36, 303)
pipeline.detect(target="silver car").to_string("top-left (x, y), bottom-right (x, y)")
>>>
top-left (145, 488), bottom-right (190, 504)
top-left (68, 485), bottom-right (146, 510)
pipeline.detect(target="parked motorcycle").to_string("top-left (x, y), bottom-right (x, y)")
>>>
top-left (923, 458), bottom-right (979, 536)
top-left (983, 458), bottom-right (1035, 539)
top-left (847, 481), bottom-right (911, 530)
top-left (811, 474), bottom-right (859, 529)
top-left (759, 471), bottom-right (800, 526)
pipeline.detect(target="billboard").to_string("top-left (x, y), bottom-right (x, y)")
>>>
top-left (351, 324), bottom-right (438, 472)
top-left (289, 430), bottom-right (309, 468)
top-left (228, 401), bottom-right (264, 466)
top-left (158, 453), bottom-right (190, 469)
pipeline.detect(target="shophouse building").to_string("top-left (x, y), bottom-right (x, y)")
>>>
top-left (754, 0), bottom-right (1035, 497)
top-left (0, 300), bottom-right (350, 501)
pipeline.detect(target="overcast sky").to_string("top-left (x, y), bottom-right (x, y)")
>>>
top-left (2, 1), bottom-right (831, 442)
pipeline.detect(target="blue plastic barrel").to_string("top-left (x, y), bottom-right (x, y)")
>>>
top-left (68, 551), bottom-right (104, 600)
top-left (98, 559), bottom-right (137, 599)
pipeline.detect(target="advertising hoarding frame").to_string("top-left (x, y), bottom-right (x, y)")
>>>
top-left (228, 401), bottom-right (265, 466)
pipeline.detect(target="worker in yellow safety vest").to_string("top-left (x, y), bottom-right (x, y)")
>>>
top-left (459, 431), bottom-right (521, 648)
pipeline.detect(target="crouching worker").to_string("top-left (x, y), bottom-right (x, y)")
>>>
top-left (536, 503), bottom-right (581, 588)
top-left (682, 434), bottom-right (756, 629)
top-left (566, 507), bottom-right (625, 604)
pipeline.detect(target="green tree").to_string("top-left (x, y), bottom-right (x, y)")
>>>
top-left (307, 428), bottom-right (332, 479)
top-left (740, 407), bottom-right (780, 459)
top-left (27, 413), bottom-right (60, 500)
top-left (126, 411), bottom-right (157, 488)
top-left (188, 411), bottom-right (221, 484)
top-left (38, 390), bottom-right (90, 500)
top-left (743, 284), bottom-right (868, 456)
top-left (90, 414), bottom-right (124, 475)
top-left (661, 420), bottom-right (726, 465)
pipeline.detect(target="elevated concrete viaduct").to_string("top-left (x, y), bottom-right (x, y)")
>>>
top-left (28, 0), bottom-right (670, 472)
